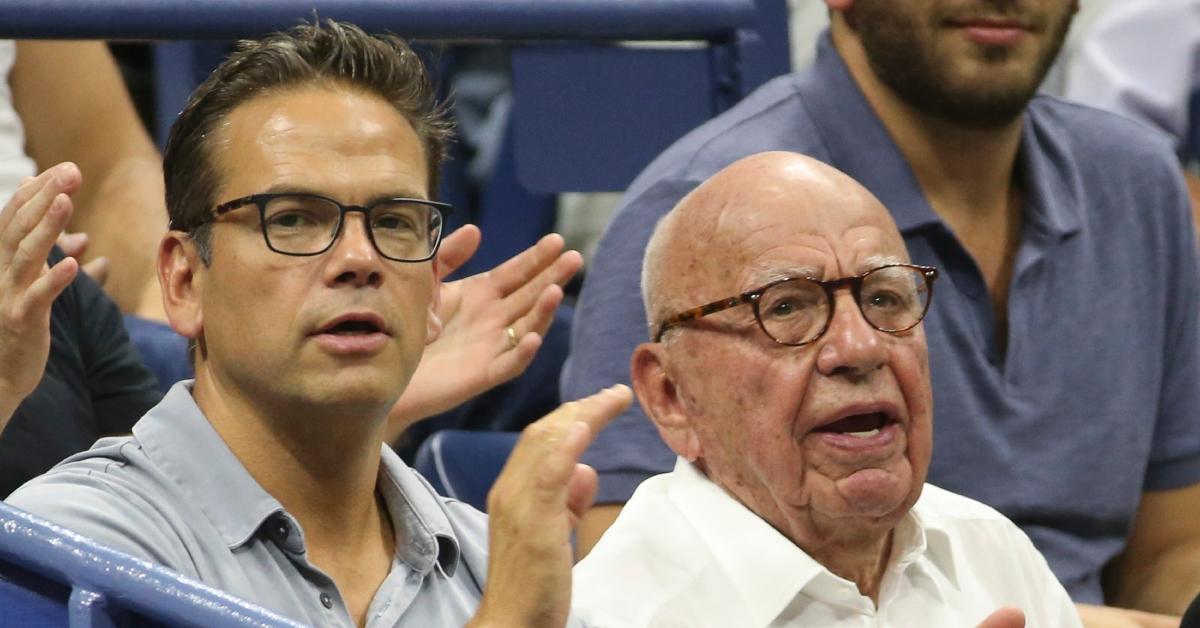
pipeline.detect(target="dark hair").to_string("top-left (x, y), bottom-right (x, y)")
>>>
top-left (162, 19), bottom-right (454, 263)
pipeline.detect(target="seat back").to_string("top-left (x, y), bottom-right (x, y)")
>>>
top-left (414, 430), bottom-right (520, 512)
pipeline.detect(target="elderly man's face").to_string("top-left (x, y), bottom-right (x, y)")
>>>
top-left (648, 157), bottom-right (932, 543)
top-left (184, 85), bottom-right (439, 416)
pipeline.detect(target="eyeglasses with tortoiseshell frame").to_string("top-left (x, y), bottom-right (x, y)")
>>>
top-left (654, 264), bottom-right (938, 346)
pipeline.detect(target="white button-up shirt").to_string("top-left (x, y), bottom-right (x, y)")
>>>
top-left (573, 459), bottom-right (1081, 628)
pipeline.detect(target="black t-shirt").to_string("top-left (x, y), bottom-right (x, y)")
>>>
top-left (0, 249), bottom-right (162, 497)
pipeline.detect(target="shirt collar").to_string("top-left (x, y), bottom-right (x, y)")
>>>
top-left (377, 446), bottom-right (462, 577)
top-left (134, 382), bottom-right (461, 576)
top-left (668, 458), bottom-right (931, 624)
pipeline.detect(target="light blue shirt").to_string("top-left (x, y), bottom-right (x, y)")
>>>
top-left (7, 382), bottom-right (489, 627)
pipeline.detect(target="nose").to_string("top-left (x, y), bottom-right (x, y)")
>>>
top-left (815, 289), bottom-right (886, 379)
top-left (324, 212), bottom-right (383, 288)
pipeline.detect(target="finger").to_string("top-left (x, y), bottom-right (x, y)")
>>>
top-left (504, 385), bottom-right (632, 489)
top-left (56, 231), bottom-right (89, 258)
top-left (507, 284), bottom-right (564, 343)
top-left (81, 256), bottom-right (110, 286)
top-left (565, 463), bottom-right (599, 526)
top-left (487, 233), bottom-right (569, 296)
top-left (0, 163), bottom-right (81, 241)
top-left (437, 224), bottom-right (482, 280)
top-left (487, 332), bottom-right (543, 387)
top-left (0, 165), bottom-right (81, 263)
top-left (528, 385), bottom-right (633, 492)
top-left (9, 193), bottom-right (74, 288)
top-left (21, 256), bottom-right (78, 319)
top-left (499, 250), bottom-right (582, 322)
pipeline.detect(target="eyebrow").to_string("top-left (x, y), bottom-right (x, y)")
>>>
top-left (745, 263), bottom-right (825, 286)
top-left (860, 254), bottom-right (905, 271)
top-left (257, 184), bottom-right (430, 204)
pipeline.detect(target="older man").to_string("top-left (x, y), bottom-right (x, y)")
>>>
top-left (572, 152), bottom-right (1080, 628)
top-left (7, 21), bottom-right (630, 628)
top-left (566, 1), bottom-right (1200, 624)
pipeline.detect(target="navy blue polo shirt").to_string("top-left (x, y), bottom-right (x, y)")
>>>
top-left (563, 33), bottom-right (1200, 603)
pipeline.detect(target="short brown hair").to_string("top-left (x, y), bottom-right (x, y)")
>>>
top-left (162, 19), bottom-right (454, 262)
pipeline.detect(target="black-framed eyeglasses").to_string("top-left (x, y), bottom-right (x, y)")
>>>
top-left (655, 263), bottom-right (939, 346)
top-left (212, 192), bottom-right (453, 263)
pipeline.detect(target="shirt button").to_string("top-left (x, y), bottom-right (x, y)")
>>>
top-left (320, 592), bottom-right (333, 609)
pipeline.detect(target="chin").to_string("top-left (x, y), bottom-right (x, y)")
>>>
top-left (835, 465), bottom-right (916, 520)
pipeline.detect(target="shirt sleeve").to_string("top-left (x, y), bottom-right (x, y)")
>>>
top-left (561, 178), bottom-right (700, 504)
top-left (1145, 155), bottom-right (1200, 490)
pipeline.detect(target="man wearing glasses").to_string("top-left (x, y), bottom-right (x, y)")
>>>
top-left (567, 1), bottom-right (1200, 624)
top-left (7, 21), bottom-right (631, 628)
top-left (572, 151), bottom-right (1080, 628)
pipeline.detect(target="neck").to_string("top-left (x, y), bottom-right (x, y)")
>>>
top-left (831, 24), bottom-right (1023, 221)
top-left (805, 527), bottom-right (894, 604)
top-left (191, 362), bottom-right (390, 551)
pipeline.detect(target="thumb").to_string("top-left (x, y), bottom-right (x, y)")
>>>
top-left (977, 607), bottom-right (1025, 628)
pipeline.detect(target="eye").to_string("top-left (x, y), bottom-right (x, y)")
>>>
top-left (373, 212), bottom-right (418, 233)
top-left (864, 288), bottom-right (907, 310)
top-left (265, 209), bottom-right (319, 229)
top-left (760, 290), bottom-right (820, 320)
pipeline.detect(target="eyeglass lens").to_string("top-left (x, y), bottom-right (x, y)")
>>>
top-left (261, 195), bottom-right (442, 260)
top-left (757, 266), bottom-right (931, 345)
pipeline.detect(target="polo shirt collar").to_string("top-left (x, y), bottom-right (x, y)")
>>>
top-left (1016, 113), bottom-right (1083, 241)
top-left (378, 446), bottom-right (462, 577)
top-left (134, 382), bottom-right (460, 576)
top-left (668, 459), bottom-right (931, 624)
top-left (797, 32), bottom-right (940, 235)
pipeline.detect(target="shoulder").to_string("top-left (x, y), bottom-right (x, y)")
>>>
top-left (624, 73), bottom-right (825, 202)
top-left (7, 437), bottom-right (196, 571)
top-left (915, 484), bottom-right (1082, 626)
top-left (916, 485), bottom-right (1055, 584)
top-left (572, 474), bottom-right (705, 625)
top-left (1028, 95), bottom-right (1182, 177)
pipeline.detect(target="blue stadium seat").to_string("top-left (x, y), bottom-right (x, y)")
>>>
top-left (0, 501), bottom-right (308, 627)
top-left (414, 430), bottom-right (519, 512)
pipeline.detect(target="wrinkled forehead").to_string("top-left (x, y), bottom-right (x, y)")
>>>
top-left (693, 175), bottom-right (907, 283)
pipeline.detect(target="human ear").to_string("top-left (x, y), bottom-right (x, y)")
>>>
top-left (630, 342), bottom-right (702, 461)
top-left (425, 258), bottom-right (443, 345)
top-left (157, 231), bottom-right (204, 340)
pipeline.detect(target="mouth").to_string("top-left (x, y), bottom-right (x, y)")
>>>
top-left (314, 312), bottom-right (389, 337)
top-left (945, 14), bottom-right (1033, 46)
top-left (310, 312), bottom-right (391, 355)
top-left (813, 411), bottom-right (897, 438)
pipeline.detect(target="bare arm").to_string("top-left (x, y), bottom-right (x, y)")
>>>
top-left (10, 41), bottom-right (166, 320)
top-left (1185, 169), bottom-right (1200, 235)
top-left (1106, 482), bottom-right (1200, 616)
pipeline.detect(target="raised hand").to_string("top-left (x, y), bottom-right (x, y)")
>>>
top-left (469, 384), bottom-right (633, 628)
top-left (387, 226), bottom-right (583, 439)
top-left (0, 163), bottom-right (83, 429)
